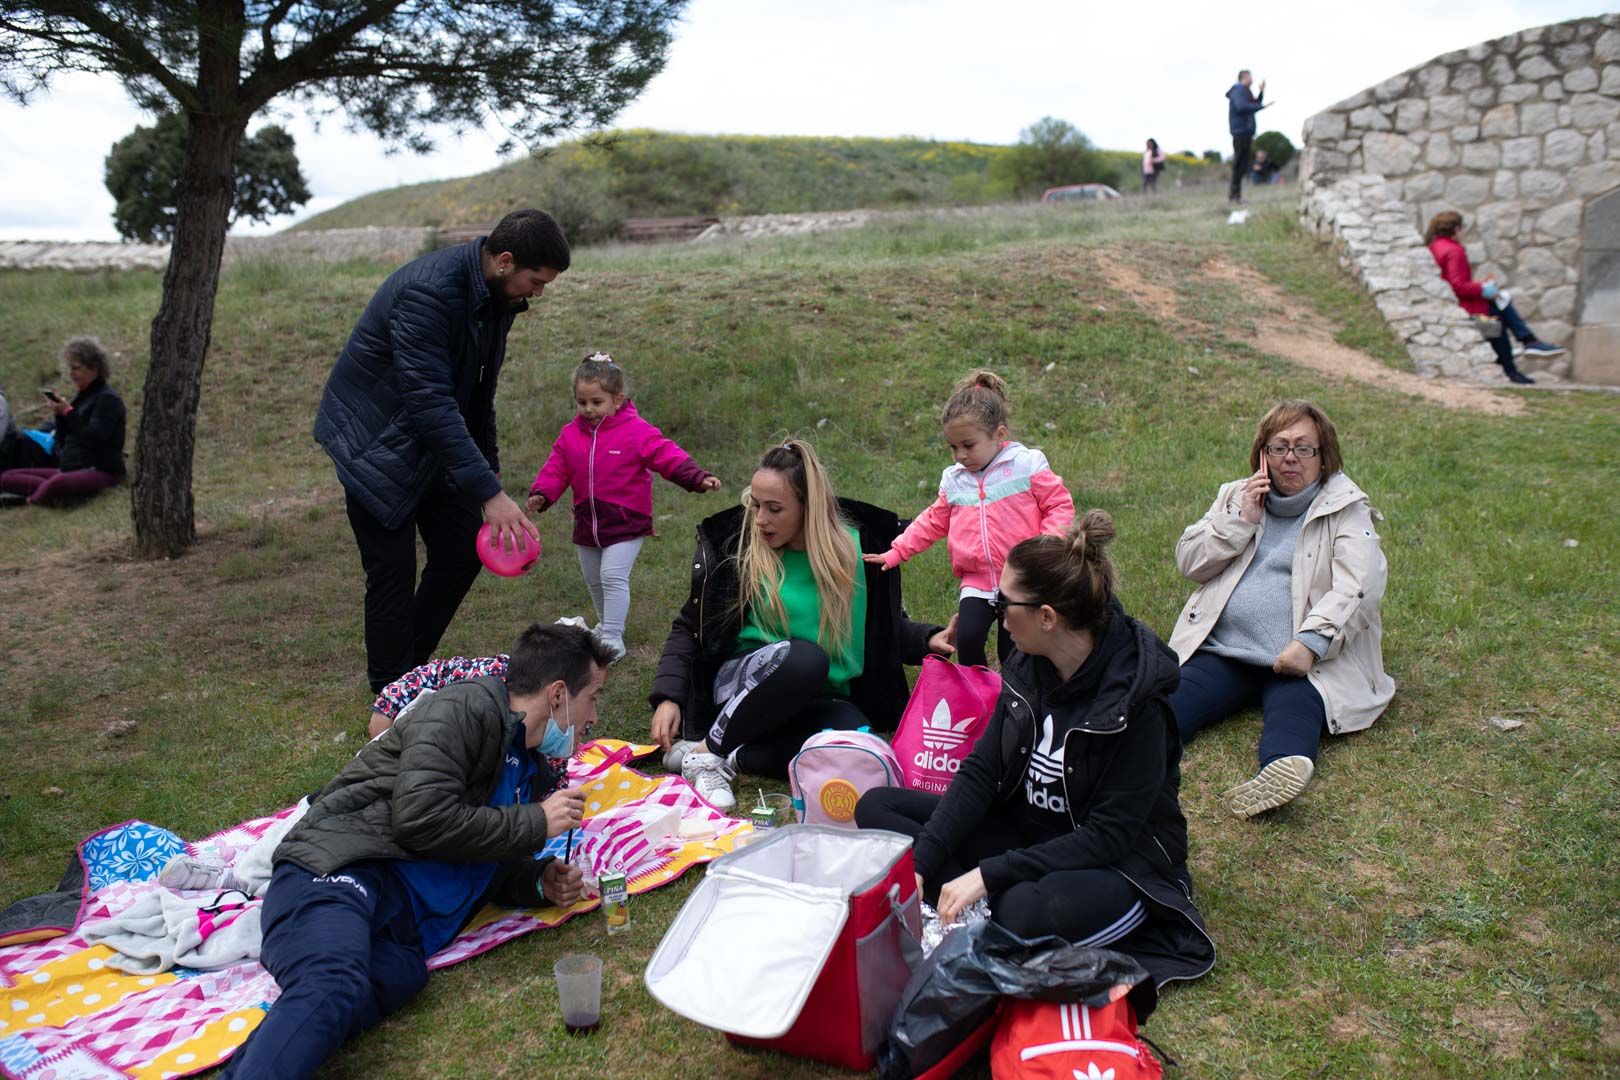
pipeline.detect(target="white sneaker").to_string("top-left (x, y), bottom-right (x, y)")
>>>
top-left (158, 851), bottom-right (228, 891)
top-left (663, 739), bottom-right (698, 773)
top-left (681, 751), bottom-right (736, 812)
top-left (1222, 755), bottom-right (1316, 818)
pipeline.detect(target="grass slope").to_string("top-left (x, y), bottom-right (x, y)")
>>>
top-left (292, 129), bottom-right (1217, 235)
top-left (2, 189), bottom-right (1617, 1077)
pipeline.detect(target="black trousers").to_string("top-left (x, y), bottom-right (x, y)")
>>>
top-left (708, 639), bottom-right (868, 777)
top-left (856, 788), bottom-right (1142, 945)
top-left (1230, 135), bottom-right (1253, 202)
top-left (954, 596), bottom-right (1010, 668)
top-left (345, 483), bottom-right (484, 694)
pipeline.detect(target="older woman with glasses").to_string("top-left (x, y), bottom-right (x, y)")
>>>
top-left (1168, 400), bottom-right (1394, 818)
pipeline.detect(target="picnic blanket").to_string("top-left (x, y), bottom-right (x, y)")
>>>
top-left (0, 740), bottom-right (746, 1079)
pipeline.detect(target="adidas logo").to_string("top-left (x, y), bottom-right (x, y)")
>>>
top-left (921, 699), bottom-right (976, 751)
top-left (1029, 714), bottom-right (1063, 784)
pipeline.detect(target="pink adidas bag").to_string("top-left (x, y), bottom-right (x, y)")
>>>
top-left (790, 729), bottom-right (904, 828)
top-left (893, 655), bottom-right (1002, 794)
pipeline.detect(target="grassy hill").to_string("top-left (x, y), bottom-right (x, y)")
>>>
top-left (292, 129), bottom-right (1219, 240)
top-left (3, 189), bottom-right (1616, 1077)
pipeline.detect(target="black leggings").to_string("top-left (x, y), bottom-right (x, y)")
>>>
top-left (708, 640), bottom-right (867, 777)
top-left (856, 787), bottom-right (1144, 946)
top-left (955, 596), bottom-right (1010, 668)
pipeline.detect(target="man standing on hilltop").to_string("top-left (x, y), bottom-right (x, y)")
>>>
top-left (314, 209), bottom-right (567, 696)
top-left (1227, 69), bottom-right (1269, 204)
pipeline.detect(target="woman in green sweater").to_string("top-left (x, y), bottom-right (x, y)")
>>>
top-left (649, 439), bottom-right (954, 810)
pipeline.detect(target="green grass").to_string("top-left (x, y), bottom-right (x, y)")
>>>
top-left (292, 128), bottom-right (1222, 239)
top-left (2, 187), bottom-right (1617, 1077)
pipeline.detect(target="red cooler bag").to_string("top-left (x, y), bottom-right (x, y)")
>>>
top-left (645, 826), bottom-right (921, 1071)
top-left (990, 997), bottom-right (1163, 1079)
top-left (894, 655), bottom-right (1001, 793)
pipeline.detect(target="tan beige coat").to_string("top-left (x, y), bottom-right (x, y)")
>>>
top-left (1168, 471), bottom-right (1395, 734)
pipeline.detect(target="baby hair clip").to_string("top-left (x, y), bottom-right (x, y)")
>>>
top-left (587, 351), bottom-right (615, 364)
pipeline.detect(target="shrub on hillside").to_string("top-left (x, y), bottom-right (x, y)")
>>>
top-left (992, 117), bottom-right (1117, 197)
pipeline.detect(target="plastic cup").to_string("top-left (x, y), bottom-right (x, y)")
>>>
top-left (554, 953), bottom-right (603, 1034)
top-left (476, 522), bottom-right (540, 577)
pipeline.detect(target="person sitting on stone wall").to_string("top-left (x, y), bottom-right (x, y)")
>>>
top-left (1425, 211), bottom-right (1566, 385)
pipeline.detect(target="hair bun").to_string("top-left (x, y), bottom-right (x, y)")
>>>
top-left (1067, 509), bottom-right (1116, 562)
top-left (953, 368), bottom-right (1009, 403)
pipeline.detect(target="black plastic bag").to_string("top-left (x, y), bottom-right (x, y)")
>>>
top-left (878, 919), bottom-right (1157, 1080)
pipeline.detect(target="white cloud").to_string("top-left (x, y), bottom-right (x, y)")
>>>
top-left (0, 0), bottom-right (1600, 241)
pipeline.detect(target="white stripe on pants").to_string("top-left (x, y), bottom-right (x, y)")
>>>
top-left (575, 538), bottom-right (645, 648)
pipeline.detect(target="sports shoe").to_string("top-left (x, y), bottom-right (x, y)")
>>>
top-left (1522, 340), bottom-right (1566, 356)
top-left (1221, 755), bottom-right (1315, 818)
top-left (663, 739), bottom-right (698, 773)
top-left (681, 751), bottom-right (737, 812)
top-left (158, 851), bottom-right (229, 891)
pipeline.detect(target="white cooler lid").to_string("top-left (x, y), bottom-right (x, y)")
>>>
top-left (644, 866), bottom-right (849, 1039)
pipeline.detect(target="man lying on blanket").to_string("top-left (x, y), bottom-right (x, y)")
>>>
top-left (220, 621), bottom-right (610, 1080)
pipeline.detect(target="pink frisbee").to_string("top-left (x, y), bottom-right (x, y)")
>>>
top-left (477, 523), bottom-right (541, 577)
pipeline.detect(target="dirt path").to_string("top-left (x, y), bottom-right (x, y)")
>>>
top-left (1101, 254), bottom-right (1524, 417)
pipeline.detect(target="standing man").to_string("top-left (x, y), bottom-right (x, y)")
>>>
top-left (316, 209), bottom-right (567, 694)
top-left (1227, 70), bottom-right (1269, 204)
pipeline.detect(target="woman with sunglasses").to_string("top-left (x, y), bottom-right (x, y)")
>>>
top-left (1167, 400), bottom-right (1394, 818)
top-left (856, 510), bottom-right (1215, 989)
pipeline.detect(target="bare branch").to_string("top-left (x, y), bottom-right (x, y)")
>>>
top-left (242, 0), bottom-right (405, 110)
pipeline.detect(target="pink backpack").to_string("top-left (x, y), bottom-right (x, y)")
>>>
top-left (893, 656), bottom-right (1002, 794)
top-left (789, 730), bottom-right (903, 828)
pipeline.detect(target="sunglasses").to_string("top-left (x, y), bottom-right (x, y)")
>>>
top-left (989, 594), bottom-right (1044, 618)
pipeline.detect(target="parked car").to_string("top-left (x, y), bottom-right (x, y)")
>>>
top-left (1041, 184), bottom-right (1123, 204)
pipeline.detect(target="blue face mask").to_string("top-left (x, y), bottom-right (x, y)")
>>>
top-left (538, 694), bottom-right (574, 758)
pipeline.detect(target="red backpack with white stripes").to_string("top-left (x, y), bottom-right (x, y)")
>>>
top-left (990, 996), bottom-right (1163, 1079)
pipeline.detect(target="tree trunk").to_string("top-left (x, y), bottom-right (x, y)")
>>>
top-left (131, 114), bottom-right (244, 558)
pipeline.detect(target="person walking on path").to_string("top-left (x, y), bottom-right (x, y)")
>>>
top-left (1226, 70), bottom-right (1268, 204)
top-left (1142, 139), bottom-right (1167, 193)
top-left (315, 209), bottom-right (568, 694)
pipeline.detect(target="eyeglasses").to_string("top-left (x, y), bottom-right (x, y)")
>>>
top-left (990, 594), bottom-right (1043, 617)
top-left (1263, 444), bottom-right (1319, 460)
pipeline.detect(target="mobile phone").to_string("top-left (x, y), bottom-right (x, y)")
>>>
top-left (41, 388), bottom-right (63, 402)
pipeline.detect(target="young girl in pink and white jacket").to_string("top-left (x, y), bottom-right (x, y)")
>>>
top-left (527, 354), bottom-right (721, 659)
top-left (866, 370), bottom-right (1074, 666)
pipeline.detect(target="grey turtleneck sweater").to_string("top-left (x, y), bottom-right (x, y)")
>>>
top-left (1203, 480), bottom-right (1330, 667)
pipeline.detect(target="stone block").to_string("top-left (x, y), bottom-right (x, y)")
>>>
top-left (1563, 67), bottom-right (1600, 92)
top-left (1556, 42), bottom-right (1594, 69)
top-left (1539, 284), bottom-right (1577, 318)
top-left (1502, 83), bottom-right (1539, 104)
top-left (1502, 136), bottom-right (1541, 167)
top-left (1551, 24), bottom-right (1577, 45)
top-left (1535, 200), bottom-right (1585, 241)
top-left (1350, 105), bottom-right (1392, 131)
top-left (1481, 103), bottom-right (1519, 137)
top-left (1544, 128), bottom-right (1588, 168)
top-left (1404, 170), bottom-right (1446, 200)
top-left (1445, 173), bottom-right (1493, 206)
top-left (1305, 111), bottom-right (1347, 142)
top-left (1374, 74), bottom-right (1411, 101)
top-left (1429, 94), bottom-right (1468, 127)
top-left (1475, 200), bottom-right (1524, 243)
top-left (1424, 132), bottom-right (1456, 168)
top-left (1363, 132), bottom-right (1422, 175)
top-left (1572, 324), bottom-right (1620, 385)
top-left (1520, 102), bottom-right (1559, 135)
top-left (1520, 169), bottom-right (1569, 201)
top-left (1417, 64), bottom-right (1450, 96)
top-left (1517, 55), bottom-right (1560, 81)
top-left (1452, 124), bottom-right (1481, 143)
top-left (1594, 130), bottom-right (1610, 163)
top-left (1518, 27), bottom-right (1542, 46)
top-left (1571, 93), bottom-right (1620, 131)
top-left (1597, 29), bottom-right (1620, 64)
top-left (1555, 239), bottom-right (1581, 264)
top-left (1469, 89), bottom-right (1497, 109)
top-left (1458, 142), bottom-right (1498, 170)
top-left (1603, 65), bottom-right (1620, 95)
top-left (1493, 170), bottom-right (1520, 198)
top-left (1543, 79), bottom-right (1565, 101)
top-left (1394, 99), bottom-right (1429, 132)
top-left (1451, 63), bottom-right (1484, 92)
top-left (1487, 54), bottom-right (1518, 85)
top-left (1516, 246), bottom-right (1568, 289)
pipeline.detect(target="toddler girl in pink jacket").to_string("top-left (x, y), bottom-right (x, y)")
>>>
top-left (865, 370), bottom-right (1074, 666)
top-left (527, 354), bottom-right (721, 659)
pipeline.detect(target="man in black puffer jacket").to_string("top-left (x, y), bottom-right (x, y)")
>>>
top-left (222, 623), bottom-right (609, 1080)
top-left (315, 209), bottom-right (569, 694)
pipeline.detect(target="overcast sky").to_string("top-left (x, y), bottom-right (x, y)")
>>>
top-left (0, 0), bottom-right (1603, 242)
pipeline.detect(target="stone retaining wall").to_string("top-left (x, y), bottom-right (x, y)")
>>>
top-left (1299, 13), bottom-right (1620, 383)
top-left (0, 226), bottom-right (436, 273)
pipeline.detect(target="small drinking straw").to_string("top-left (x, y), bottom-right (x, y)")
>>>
top-left (563, 827), bottom-right (575, 864)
